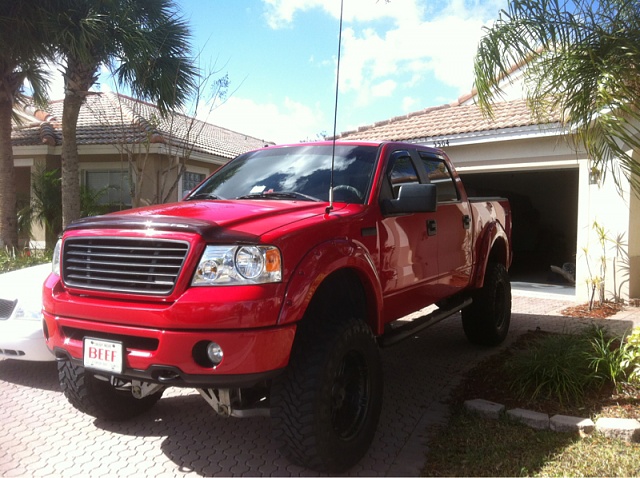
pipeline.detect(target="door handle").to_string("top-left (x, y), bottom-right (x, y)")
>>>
top-left (462, 215), bottom-right (471, 230)
top-left (427, 219), bottom-right (437, 236)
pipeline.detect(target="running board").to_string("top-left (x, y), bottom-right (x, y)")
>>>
top-left (379, 297), bottom-right (472, 347)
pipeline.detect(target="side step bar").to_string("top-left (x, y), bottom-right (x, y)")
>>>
top-left (379, 297), bottom-right (472, 347)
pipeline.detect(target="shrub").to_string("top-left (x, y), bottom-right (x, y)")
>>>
top-left (0, 247), bottom-right (53, 273)
top-left (506, 331), bottom-right (601, 406)
top-left (589, 326), bottom-right (640, 391)
top-left (588, 326), bottom-right (628, 390)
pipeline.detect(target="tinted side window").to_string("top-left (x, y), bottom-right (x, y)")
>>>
top-left (387, 151), bottom-right (419, 199)
top-left (419, 155), bottom-right (459, 203)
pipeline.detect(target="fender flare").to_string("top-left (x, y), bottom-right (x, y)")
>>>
top-left (471, 222), bottom-right (511, 290)
top-left (277, 239), bottom-right (384, 334)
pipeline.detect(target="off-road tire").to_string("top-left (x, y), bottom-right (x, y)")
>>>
top-left (271, 315), bottom-right (383, 473)
top-left (58, 360), bottom-right (163, 421)
top-left (461, 262), bottom-right (511, 346)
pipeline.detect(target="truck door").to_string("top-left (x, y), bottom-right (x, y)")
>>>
top-left (378, 150), bottom-right (440, 321)
top-left (417, 152), bottom-right (472, 295)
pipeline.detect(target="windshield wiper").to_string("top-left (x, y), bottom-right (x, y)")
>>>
top-left (186, 192), bottom-right (223, 200)
top-left (235, 191), bottom-right (321, 202)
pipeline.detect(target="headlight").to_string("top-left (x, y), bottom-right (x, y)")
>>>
top-left (52, 239), bottom-right (62, 276)
top-left (192, 245), bottom-right (282, 286)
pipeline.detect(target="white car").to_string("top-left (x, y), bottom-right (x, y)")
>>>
top-left (0, 263), bottom-right (55, 361)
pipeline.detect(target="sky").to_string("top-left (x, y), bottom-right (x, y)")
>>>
top-left (46, 0), bottom-right (509, 144)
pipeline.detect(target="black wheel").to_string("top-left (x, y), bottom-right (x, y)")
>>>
top-left (271, 315), bottom-right (383, 473)
top-left (58, 360), bottom-right (163, 421)
top-left (462, 262), bottom-right (511, 346)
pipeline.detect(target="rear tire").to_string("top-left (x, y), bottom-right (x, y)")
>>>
top-left (58, 360), bottom-right (163, 421)
top-left (462, 262), bottom-right (511, 346)
top-left (271, 315), bottom-right (383, 473)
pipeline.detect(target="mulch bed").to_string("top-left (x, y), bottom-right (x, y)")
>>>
top-left (450, 329), bottom-right (640, 420)
top-left (561, 301), bottom-right (625, 319)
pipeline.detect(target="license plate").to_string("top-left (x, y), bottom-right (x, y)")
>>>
top-left (83, 338), bottom-right (124, 374)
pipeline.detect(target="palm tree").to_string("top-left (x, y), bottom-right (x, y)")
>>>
top-left (473, 0), bottom-right (640, 192)
top-left (48, 0), bottom-right (197, 227)
top-left (0, 3), bottom-right (51, 248)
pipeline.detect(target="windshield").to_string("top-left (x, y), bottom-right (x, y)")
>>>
top-left (188, 144), bottom-right (379, 204)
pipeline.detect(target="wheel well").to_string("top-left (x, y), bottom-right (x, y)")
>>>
top-left (488, 237), bottom-right (508, 268)
top-left (305, 269), bottom-right (374, 329)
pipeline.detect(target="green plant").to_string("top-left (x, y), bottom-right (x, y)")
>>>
top-left (79, 185), bottom-right (115, 217)
top-left (588, 326), bottom-right (627, 390)
top-left (588, 326), bottom-right (640, 392)
top-left (30, 165), bottom-right (63, 249)
top-left (506, 331), bottom-right (601, 405)
top-left (623, 328), bottom-right (640, 383)
top-left (0, 246), bottom-right (53, 272)
top-left (582, 221), bottom-right (629, 309)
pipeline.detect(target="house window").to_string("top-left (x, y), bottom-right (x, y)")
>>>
top-left (85, 170), bottom-right (132, 207)
top-left (181, 171), bottom-right (206, 197)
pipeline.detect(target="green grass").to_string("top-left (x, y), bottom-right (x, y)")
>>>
top-left (0, 247), bottom-right (52, 273)
top-left (423, 411), bottom-right (640, 477)
top-left (424, 329), bottom-right (640, 477)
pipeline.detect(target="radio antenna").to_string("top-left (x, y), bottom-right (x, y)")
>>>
top-left (327, 0), bottom-right (344, 214)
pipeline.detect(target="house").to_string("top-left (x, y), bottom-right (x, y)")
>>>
top-left (11, 92), bottom-right (272, 248)
top-left (337, 89), bottom-right (639, 304)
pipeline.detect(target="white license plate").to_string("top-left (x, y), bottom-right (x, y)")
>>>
top-left (83, 338), bottom-right (124, 374)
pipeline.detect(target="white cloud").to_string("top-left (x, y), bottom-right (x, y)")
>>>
top-left (262, 0), bottom-right (423, 28)
top-left (339, 4), bottom-right (505, 102)
top-left (263, 0), bottom-right (508, 108)
top-left (201, 96), bottom-right (325, 144)
top-left (42, 61), bottom-right (114, 100)
top-left (402, 96), bottom-right (419, 112)
top-left (371, 79), bottom-right (396, 98)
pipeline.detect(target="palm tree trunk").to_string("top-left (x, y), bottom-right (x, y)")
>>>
top-left (0, 98), bottom-right (18, 248)
top-left (61, 91), bottom-right (83, 228)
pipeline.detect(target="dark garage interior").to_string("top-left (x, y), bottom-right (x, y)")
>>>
top-left (459, 168), bottom-right (579, 286)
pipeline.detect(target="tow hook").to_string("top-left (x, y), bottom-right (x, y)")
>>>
top-left (131, 380), bottom-right (164, 399)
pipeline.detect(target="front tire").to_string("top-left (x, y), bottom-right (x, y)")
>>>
top-left (271, 316), bottom-right (383, 473)
top-left (462, 262), bottom-right (511, 346)
top-left (58, 360), bottom-right (163, 421)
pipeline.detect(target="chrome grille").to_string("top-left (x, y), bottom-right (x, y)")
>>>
top-left (62, 237), bottom-right (189, 295)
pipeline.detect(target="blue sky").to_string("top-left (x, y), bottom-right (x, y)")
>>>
top-left (47, 0), bottom-right (508, 144)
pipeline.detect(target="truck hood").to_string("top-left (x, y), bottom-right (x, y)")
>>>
top-left (66, 200), bottom-right (341, 241)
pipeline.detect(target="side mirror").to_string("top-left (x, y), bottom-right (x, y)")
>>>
top-left (381, 183), bottom-right (437, 215)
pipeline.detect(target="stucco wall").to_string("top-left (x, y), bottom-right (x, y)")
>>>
top-left (575, 160), bottom-right (633, 303)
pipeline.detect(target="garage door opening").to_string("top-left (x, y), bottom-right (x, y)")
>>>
top-left (459, 169), bottom-right (578, 294)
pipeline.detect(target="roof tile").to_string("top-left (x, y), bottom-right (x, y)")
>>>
top-left (12, 92), bottom-right (271, 159)
top-left (337, 98), bottom-right (559, 141)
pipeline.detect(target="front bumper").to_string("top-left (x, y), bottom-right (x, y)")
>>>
top-left (43, 311), bottom-right (296, 387)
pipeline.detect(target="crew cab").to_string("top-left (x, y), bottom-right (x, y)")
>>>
top-left (43, 141), bottom-right (511, 472)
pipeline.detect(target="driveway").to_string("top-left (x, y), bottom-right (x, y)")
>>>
top-left (1, 294), bottom-right (637, 476)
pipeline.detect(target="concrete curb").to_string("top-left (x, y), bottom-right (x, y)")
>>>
top-left (464, 398), bottom-right (640, 442)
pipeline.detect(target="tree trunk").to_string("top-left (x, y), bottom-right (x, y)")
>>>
top-left (61, 92), bottom-right (83, 228)
top-left (0, 98), bottom-right (18, 249)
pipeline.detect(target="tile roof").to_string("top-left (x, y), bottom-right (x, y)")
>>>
top-left (11, 92), bottom-right (272, 159)
top-left (336, 97), bottom-right (561, 142)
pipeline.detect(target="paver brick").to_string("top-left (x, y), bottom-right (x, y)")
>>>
top-left (507, 408), bottom-right (550, 429)
top-left (464, 398), bottom-right (505, 419)
top-left (1, 295), bottom-right (638, 476)
top-left (550, 414), bottom-right (595, 434)
top-left (596, 417), bottom-right (640, 442)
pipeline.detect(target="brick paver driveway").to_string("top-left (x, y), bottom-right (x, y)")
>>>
top-left (2, 296), bottom-right (636, 476)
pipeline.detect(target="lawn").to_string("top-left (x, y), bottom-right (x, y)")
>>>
top-left (423, 326), bottom-right (640, 476)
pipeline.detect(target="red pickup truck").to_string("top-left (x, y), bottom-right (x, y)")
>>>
top-left (43, 141), bottom-right (511, 472)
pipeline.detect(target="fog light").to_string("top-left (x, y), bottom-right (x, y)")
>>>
top-left (206, 342), bottom-right (224, 365)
